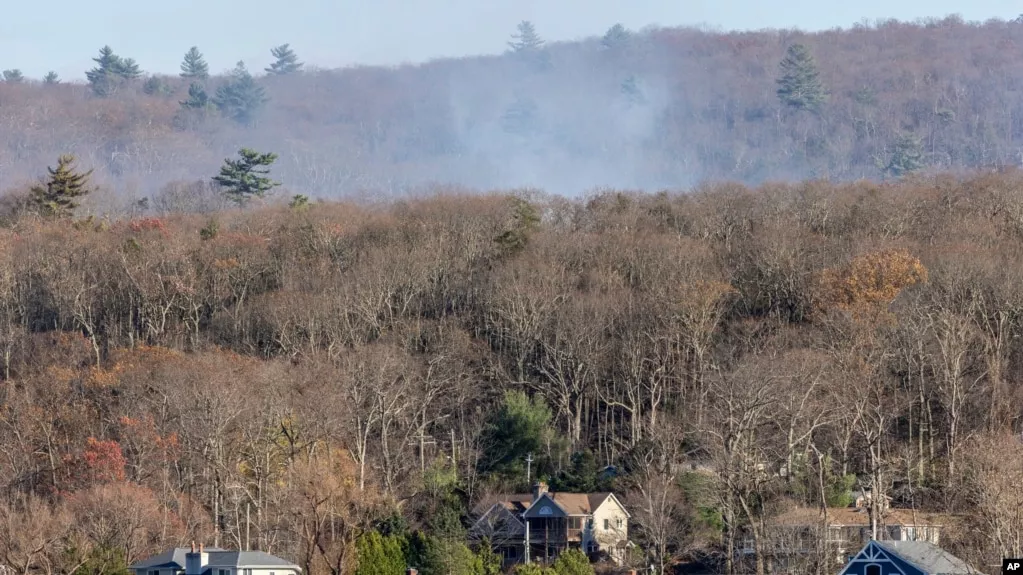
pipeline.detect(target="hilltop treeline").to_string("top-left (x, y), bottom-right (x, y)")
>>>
top-left (2, 170), bottom-right (1023, 573)
top-left (3, 15), bottom-right (1023, 200)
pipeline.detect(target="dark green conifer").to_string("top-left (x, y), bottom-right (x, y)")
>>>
top-left (30, 154), bottom-right (94, 218)
top-left (213, 62), bottom-right (269, 125)
top-left (180, 46), bottom-right (209, 80)
top-left (213, 148), bottom-right (280, 204)
top-left (265, 44), bottom-right (303, 75)
top-left (776, 43), bottom-right (827, 111)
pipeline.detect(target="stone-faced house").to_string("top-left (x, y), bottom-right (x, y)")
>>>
top-left (838, 540), bottom-right (984, 575)
top-left (470, 482), bottom-right (630, 566)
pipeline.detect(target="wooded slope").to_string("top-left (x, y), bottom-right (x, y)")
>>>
top-left (2, 171), bottom-right (1023, 573)
top-left (2, 15), bottom-right (1023, 201)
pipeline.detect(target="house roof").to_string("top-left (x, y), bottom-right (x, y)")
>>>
top-left (129, 549), bottom-right (299, 571)
top-left (769, 507), bottom-right (948, 528)
top-left (875, 541), bottom-right (982, 574)
top-left (475, 491), bottom-right (619, 517)
top-left (206, 551), bottom-right (300, 568)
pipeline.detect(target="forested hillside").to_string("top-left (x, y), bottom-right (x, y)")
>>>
top-left (3, 170), bottom-right (1023, 573)
top-left (3, 16), bottom-right (1023, 201)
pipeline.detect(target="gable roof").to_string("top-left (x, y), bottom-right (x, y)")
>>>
top-left (591, 492), bottom-right (631, 518)
top-left (475, 491), bottom-right (628, 519)
top-left (524, 493), bottom-right (569, 518)
top-left (206, 551), bottom-right (300, 569)
top-left (129, 549), bottom-right (299, 572)
top-left (875, 541), bottom-right (983, 574)
top-left (470, 502), bottom-right (526, 535)
top-left (839, 541), bottom-right (982, 575)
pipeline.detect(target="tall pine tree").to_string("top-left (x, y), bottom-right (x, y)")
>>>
top-left (883, 133), bottom-right (925, 178)
top-left (42, 71), bottom-right (59, 84)
top-left (213, 148), bottom-right (280, 205)
top-left (180, 82), bottom-right (212, 110)
top-left (31, 154), bottom-right (93, 218)
top-left (601, 23), bottom-right (631, 49)
top-left (86, 46), bottom-right (142, 96)
top-left (508, 21), bottom-right (544, 52)
top-left (2, 69), bottom-right (24, 83)
top-left (776, 43), bottom-right (827, 112)
top-left (265, 44), bottom-right (303, 75)
top-left (180, 46), bottom-right (209, 79)
top-left (213, 61), bottom-right (269, 125)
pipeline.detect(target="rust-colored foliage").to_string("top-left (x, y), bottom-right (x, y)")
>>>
top-left (819, 248), bottom-right (928, 316)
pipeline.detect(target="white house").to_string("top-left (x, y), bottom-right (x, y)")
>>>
top-left (130, 543), bottom-right (301, 575)
top-left (470, 482), bottom-right (631, 567)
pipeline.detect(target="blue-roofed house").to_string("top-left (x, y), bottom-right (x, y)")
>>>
top-left (838, 540), bottom-right (984, 575)
top-left (129, 543), bottom-right (301, 575)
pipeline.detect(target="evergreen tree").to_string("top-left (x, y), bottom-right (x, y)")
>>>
top-left (265, 44), bottom-right (303, 75)
top-left (508, 21), bottom-right (544, 52)
top-left (355, 531), bottom-right (406, 575)
top-left (142, 76), bottom-right (172, 96)
top-left (776, 43), bottom-right (827, 112)
top-left (180, 46), bottom-right (209, 79)
top-left (620, 75), bottom-right (646, 107)
top-left (2, 69), bottom-right (24, 83)
top-left (213, 61), bottom-right (269, 125)
top-left (86, 46), bottom-right (142, 96)
top-left (551, 450), bottom-right (599, 492)
top-left (405, 533), bottom-right (479, 575)
top-left (883, 133), bottom-right (925, 178)
top-left (180, 82), bottom-right (212, 110)
top-left (601, 23), bottom-right (631, 49)
top-left (474, 540), bottom-right (502, 575)
top-left (479, 390), bottom-right (552, 481)
top-left (213, 148), bottom-right (280, 204)
top-left (30, 154), bottom-right (94, 218)
top-left (42, 71), bottom-right (59, 84)
top-left (551, 549), bottom-right (594, 575)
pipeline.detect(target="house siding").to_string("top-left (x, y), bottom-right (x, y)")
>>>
top-left (588, 497), bottom-right (628, 559)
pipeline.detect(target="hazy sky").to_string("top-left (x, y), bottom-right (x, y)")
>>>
top-left (1, 0), bottom-right (1019, 81)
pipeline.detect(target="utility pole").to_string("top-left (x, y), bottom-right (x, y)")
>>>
top-left (450, 428), bottom-right (457, 479)
top-left (246, 503), bottom-right (251, 551)
top-left (525, 453), bottom-right (533, 485)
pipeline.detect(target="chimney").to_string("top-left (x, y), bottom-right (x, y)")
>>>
top-left (185, 542), bottom-right (209, 575)
top-left (532, 481), bottom-right (548, 502)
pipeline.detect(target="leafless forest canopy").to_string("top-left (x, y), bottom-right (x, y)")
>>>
top-left (3, 15), bottom-right (1023, 202)
top-left (4, 169), bottom-right (1023, 573)
top-left (4, 14), bottom-right (1023, 575)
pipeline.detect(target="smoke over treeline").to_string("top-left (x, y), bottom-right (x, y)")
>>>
top-left (1, 15), bottom-right (1022, 205)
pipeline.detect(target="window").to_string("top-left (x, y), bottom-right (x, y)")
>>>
top-left (150, 570), bottom-right (159, 575)
top-left (616, 518), bottom-right (624, 529)
top-left (586, 518), bottom-right (593, 530)
top-left (218, 569), bottom-right (230, 575)
top-left (865, 565), bottom-right (881, 575)
top-left (243, 570), bottom-right (252, 575)
top-left (568, 517), bottom-right (581, 530)
top-left (603, 519), bottom-right (610, 530)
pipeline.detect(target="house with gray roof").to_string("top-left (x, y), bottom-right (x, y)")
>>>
top-left (838, 540), bottom-right (984, 575)
top-left (130, 543), bottom-right (300, 575)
